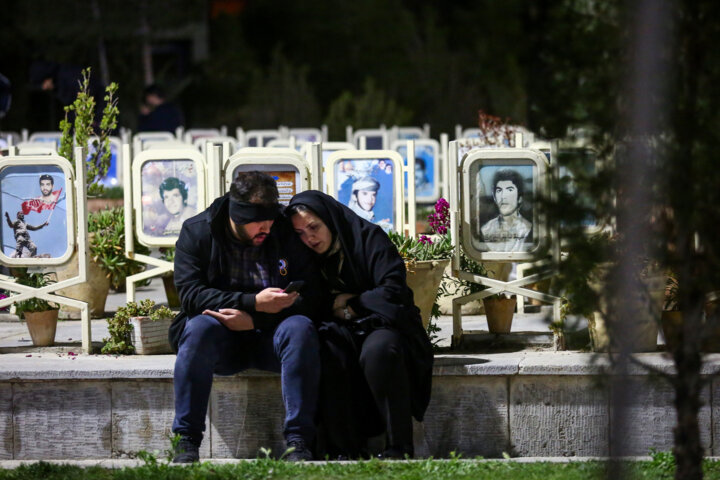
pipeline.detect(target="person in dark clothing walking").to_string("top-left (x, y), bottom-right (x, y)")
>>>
top-left (137, 84), bottom-right (184, 133)
top-left (287, 190), bottom-right (433, 460)
top-left (169, 171), bottom-right (323, 463)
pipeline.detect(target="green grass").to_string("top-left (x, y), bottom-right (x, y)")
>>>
top-left (3, 456), bottom-right (720, 480)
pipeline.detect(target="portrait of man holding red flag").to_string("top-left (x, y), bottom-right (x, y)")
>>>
top-left (1, 167), bottom-right (68, 260)
top-left (21, 174), bottom-right (63, 216)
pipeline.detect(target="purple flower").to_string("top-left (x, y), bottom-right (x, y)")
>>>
top-left (428, 198), bottom-right (450, 235)
top-left (419, 235), bottom-right (433, 245)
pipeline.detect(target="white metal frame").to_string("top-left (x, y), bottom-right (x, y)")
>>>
top-left (28, 131), bottom-right (62, 150)
top-left (391, 138), bottom-right (441, 203)
top-left (0, 154), bottom-right (77, 266)
top-left (447, 142), bottom-right (561, 346)
top-left (288, 128), bottom-right (322, 144)
top-left (131, 148), bottom-right (207, 248)
top-left (87, 136), bottom-right (123, 186)
top-left (245, 129), bottom-right (281, 148)
top-left (223, 148), bottom-right (310, 203)
top-left (184, 128), bottom-right (221, 144)
top-left (132, 131), bottom-right (175, 155)
top-left (326, 148), bottom-right (413, 236)
top-left (123, 145), bottom-right (207, 301)
top-left (460, 148), bottom-right (550, 263)
top-left (0, 147), bottom-right (92, 352)
top-left (353, 128), bottom-right (389, 150)
top-left (195, 136), bottom-right (237, 156)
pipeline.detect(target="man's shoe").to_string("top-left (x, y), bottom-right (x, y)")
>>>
top-left (284, 439), bottom-right (313, 462)
top-left (172, 435), bottom-right (200, 464)
top-left (376, 446), bottom-right (412, 460)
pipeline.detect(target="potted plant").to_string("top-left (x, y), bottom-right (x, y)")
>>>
top-left (661, 274), bottom-right (720, 352)
top-left (388, 198), bottom-right (454, 333)
top-left (56, 207), bottom-right (148, 317)
top-left (13, 269), bottom-right (59, 347)
top-left (54, 68), bottom-right (122, 317)
top-left (102, 299), bottom-right (175, 355)
top-left (587, 257), bottom-right (663, 352)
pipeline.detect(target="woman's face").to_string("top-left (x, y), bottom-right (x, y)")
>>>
top-left (291, 209), bottom-right (333, 255)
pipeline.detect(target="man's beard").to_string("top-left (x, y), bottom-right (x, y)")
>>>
top-left (234, 224), bottom-right (267, 246)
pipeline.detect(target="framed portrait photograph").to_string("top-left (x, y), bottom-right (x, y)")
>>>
top-left (184, 128), bottom-right (221, 145)
top-left (392, 139), bottom-right (440, 203)
top-left (394, 126), bottom-right (425, 141)
top-left (555, 146), bottom-right (601, 231)
top-left (461, 149), bottom-right (550, 262)
top-left (289, 128), bottom-right (322, 143)
top-left (195, 136), bottom-right (237, 157)
top-left (225, 150), bottom-right (309, 206)
top-left (132, 131), bottom-right (176, 154)
top-left (327, 151), bottom-right (404, 233)
top-left (245, 130), bottom-right (281, 147)
top-left (28, 132), bottom-right (62, 151)
top-left (132, 149), bottom-right (206, 247)
top-left (0, 156), bottom-right (75, 266)
top-left (300, 141), bottom-right (355, 193)
top-left (88, 136), bottom-right (122, 187)
top-left (352, 129), bottom-right (388, 150)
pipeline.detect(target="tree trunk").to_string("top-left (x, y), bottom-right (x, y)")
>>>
top-left (673, 371), bottom-right (703, 480)
top-left (91, 0), bottom-right (110, 86)
top-left (140, 0), bottom-right (154, 86)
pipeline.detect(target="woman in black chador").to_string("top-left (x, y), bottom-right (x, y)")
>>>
top-left (287, 190), bottom-right (433, 460)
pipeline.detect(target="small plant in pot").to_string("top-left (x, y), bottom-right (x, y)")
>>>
top-left (13, 269), bottom-right (59, 347)
top-left (102, 299), bottom-right (174, 355)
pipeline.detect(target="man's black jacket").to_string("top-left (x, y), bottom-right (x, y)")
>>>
top-left (168, 194), bottom-right (324, 352)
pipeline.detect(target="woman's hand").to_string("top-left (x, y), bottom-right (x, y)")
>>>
top-left (332, 293), bottom-right (357, 320)
top-left (332, 293), bottom-right (356, 311)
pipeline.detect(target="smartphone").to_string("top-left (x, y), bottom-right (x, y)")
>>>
top-left (283, 280), bottom-right (305, 294)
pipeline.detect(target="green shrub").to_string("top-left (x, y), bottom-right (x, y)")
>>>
top-left (88, 207), bottom-right (149, 290)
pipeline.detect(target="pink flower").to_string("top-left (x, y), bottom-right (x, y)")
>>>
top-left (419, 235), bottom-right (433, 245)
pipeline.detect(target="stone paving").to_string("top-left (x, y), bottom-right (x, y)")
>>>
top-left (0, 277), bottom-right (590, 352)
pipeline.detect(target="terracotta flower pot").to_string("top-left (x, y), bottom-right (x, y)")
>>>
top-left (24, 309), bottom-right (59, 346)
top-left (405, 259), bottom-right (450, 329)
top-left (483, 295), bottom-right (516, 334)
top-left (55, 233), bottom-right (111, 318)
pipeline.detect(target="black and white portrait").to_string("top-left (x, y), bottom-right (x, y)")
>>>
top-left (472, 163), bottom-right (535, 253)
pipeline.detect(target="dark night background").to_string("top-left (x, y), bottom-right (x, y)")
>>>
top-left (0, 0), bottom-right (617, 141)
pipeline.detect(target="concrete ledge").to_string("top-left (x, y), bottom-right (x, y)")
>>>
top-left (0, 352), bottom-right (718, 459)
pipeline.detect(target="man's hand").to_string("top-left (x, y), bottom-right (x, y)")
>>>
top-left (203, 308), bottom-right (254, 331)
top-left (255, 287), bottom-right (299, 313)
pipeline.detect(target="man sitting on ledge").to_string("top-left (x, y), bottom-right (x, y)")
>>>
top-left (168, 171), bottom-right (323, 463)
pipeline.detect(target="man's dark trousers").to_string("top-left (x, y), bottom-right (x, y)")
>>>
top-left (172, 314), bottom-right (320, 444)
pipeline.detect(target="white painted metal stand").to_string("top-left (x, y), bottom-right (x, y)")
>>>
top-left (0, 147), bottom-right (92, 352)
